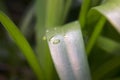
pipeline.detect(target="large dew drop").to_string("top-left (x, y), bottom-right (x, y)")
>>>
top-left (42, 36), bottom-right (46, 40)
top-left (50, 36), bottom-right (60, 44)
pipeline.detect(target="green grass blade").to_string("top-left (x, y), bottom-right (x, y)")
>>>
top-left (46, 0), bottom-right (64, 27)
top-left (0, 1), bottom-right (7, 13)
top-left (20, 4), bottom-right (35, 37)
top-left (107, 77), bottom-right (120, 80)
top-left (45, 0), bottom-right (72, 27)
top-left (0, 11), bottom-right (43, 80)
top-left (97, 36), bottom-right (120, 54)
top-left (79, 0), bottom-right (91, 28)
top-left (92, 56), bottom-right (120, 80)
top-left (63, 0), bottom-right (72, 22)
top-left (46, 21), bottom-right (91, 80)
top-left (79, 0), bottom-right (103, 29)
top-left (86, 16), bottom-right (106, 55)
top-left (35, 0), bottom-right (72, 79)
top-left (35, 0), bottom-right (59, 79)
top-left (91, 0), bottom-right (102, 7)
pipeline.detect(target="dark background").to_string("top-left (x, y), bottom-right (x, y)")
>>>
top-left (0, 0), bottom-right (81, 80)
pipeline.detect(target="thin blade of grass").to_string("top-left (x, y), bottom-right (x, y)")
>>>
top-left (86, 16), bottom-right (106, 55)
top-left (20, 3), bottom-right (35, 37)
top-left (92, 56), bottom-right (120, 80)
top-left (97, 36), bottom-right (120, 54)
top-left (79, 0), bottom-right (91, 28)
top-left (0, 11), bottom-right (43, 80)
top-left (62, 0), bottom-right (72, 23)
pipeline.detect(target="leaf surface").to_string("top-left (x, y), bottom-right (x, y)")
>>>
top-left (46, 21), bottom-right (91, 80)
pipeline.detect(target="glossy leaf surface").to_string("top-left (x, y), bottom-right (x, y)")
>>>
top-left (46, 21), bottom-right (91, 80)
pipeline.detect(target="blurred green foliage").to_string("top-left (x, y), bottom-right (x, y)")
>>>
top-left (0, 0), bottom-right (120, 80)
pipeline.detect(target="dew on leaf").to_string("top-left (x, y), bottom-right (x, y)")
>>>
top-left (50, 36), bottom-right (60, 44)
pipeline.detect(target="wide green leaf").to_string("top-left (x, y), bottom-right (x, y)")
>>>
top-left (81, 0), bottom-right (120, 79)
top-left (46, 21), bottom-right (91, 80)
top-left (35, 0), bottom-right (56, 80)
top-left (83, 0), bottom-right (120, 54)
top-left (90, 0), bottom-right (120, 33)
top-left (35, 0), bottom-right (72, 79)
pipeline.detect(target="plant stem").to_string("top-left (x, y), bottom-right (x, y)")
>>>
top-left (92, 57), bottom-right (120, 80)
top-left (0, 11), bottom-right (43, 80)
top-left (20, 3), bottom-right (35, 36)
top-left (86, 16), bottom-right (106, 55)
top-left (79, 0), bottom-right (91, 28)
top-left (35, 0), bottom-right (58, 80)
top-left (63, 0), bottom-right (72, 23)
top-left (97, 36), bottom-right (120, 54)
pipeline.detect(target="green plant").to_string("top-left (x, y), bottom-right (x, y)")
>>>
top-left (0, 0), bottom-right (120, 80)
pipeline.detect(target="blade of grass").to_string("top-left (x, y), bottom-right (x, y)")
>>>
top-left (62, 0), bottom-right (72, 23)
top-left (0, 11), bottom-right (43, 80)
top-left (86, 16), bottom-right (106, 55)
top-left (35, 0), bottom-right (59, 79)
top-left (0, 1), bottom-right (8, 14)
top-left (46, 0), bottom-right (72, 26)
top-left (97, 36), bottom-right (120, 54)
top-left (107, 77), bottom-right (120, 80)
top-left (79, 0), bottom-right (91, 28)
top-left (20, 3), bottom-right (35, 36)
top-left (45, 0), bottom-right (64, 27)
top-left (92, 56), bottom-right (120, 80)
top-left (91, 0), bottom-right (102, 7)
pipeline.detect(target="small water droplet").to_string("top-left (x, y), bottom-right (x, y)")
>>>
top-left (50, 37), bottom-right (60, 44)
top-left (75, 21), bottom-right (78, 24)
top-left (46, 30), bottom-right (49, 32)
top-left (42, 36), bottom-right (46, 40)
top-left (54, 28), bottom-right (57, 30)
top-left (64, 35), bottom-right (68, 38)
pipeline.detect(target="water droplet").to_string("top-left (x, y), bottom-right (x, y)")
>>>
top-left (54, 28), bottom-right (57, 30)
top-left (64, 35), bottom-right (68, 38)
top-left (50, 37), bottom-right (60, 44)
top-left (42, 36), bottom-right (46, 40)
top-left (46, 30), bottom-right (49, 32)
top-left (75, 21), bottom-right (78, 24)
